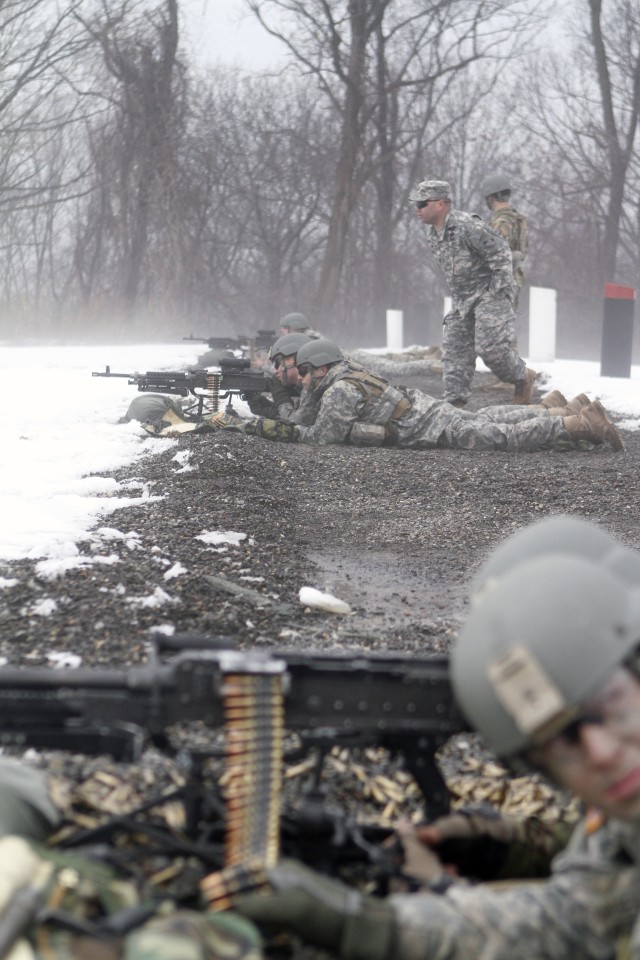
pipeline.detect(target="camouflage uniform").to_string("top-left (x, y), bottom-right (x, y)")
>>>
top-left (247, 374), bottom-right (301, 419)
top-left (426, 209), bottom-right (527, 406)
top-left (0, 758), bottom-right (61, 841)
top-left (291, 360), bottom-right (565, 452)
top-left (489, 205), bottom-right (527, 310)
top-left (391, 816), bottom-right (640, 960)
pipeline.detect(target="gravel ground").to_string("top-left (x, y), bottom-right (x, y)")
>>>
top-left (0, 366), bottom-right (636, 882)
top-left (1, 365), bottom-right (638, 665)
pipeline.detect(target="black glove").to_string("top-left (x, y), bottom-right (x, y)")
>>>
top-left (234, 860), bottom-right (396, 960)
top-left (243, 419), bottom-right (297, 442)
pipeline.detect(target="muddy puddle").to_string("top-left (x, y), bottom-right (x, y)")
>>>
top-left (307, 548), bottom-right (468, 627)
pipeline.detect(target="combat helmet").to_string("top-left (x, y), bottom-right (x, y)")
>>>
top-left (481, 174), bottom-right (511, 199)
top-left (295, 338), bottom-right (344, 368)
top-left (451, 554), bottom-right (640, 760)
top-left (269, 332), bottom-right (312, 362)
top-left (280, 312), bottom-right (310, 332)
top-left (473, 515), bottom-right (640, 595)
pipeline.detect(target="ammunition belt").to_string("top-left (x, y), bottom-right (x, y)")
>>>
top-left (200, 662), bottom-right (285, 910)
top-left (207, 373), bottom-right (221, 414)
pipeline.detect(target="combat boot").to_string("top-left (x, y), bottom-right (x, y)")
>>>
top-left (563, 403), bottom-right (624, 451)
top-left (539, 389), bottom-right (568, 409)
top-left (513, 368), bottom-right (537, 404)
top-left (563, 393), bottom-right (591, 415)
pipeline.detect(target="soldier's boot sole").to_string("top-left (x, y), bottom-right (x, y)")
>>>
top-left (564, 404), bottom-right (624, 452)
top-left (591, 400), bottom-right (625, 451)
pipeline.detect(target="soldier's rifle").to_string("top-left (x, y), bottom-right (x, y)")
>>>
top-left (0, 637), bottom-right (465, 886)
top-left (184, 330), bottom-right (277, 361)
top-left (92, 358), bottom-right (270, 419)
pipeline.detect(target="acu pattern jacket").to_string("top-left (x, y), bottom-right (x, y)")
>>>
top-left (391, 816), bottom-right (640, 960)
top-left (426, 209), bottom-right (515, 315)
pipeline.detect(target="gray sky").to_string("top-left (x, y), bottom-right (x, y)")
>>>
top-left (181, 0), bottom-right (286, 69)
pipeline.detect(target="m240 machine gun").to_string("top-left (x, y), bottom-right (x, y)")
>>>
top-left (92, 358), bottom-right (270, 420)
top-left (184, 330), bottom-right (277, 364)
top-left (0, 638), bottom-right (465, 896)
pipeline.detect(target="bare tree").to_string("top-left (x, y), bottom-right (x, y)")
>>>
top-left (177, 70), bottom-right (331, 329)
top-left (519, 0), bottom-right (640, 288)
top-left (245, 0), bottom-right (543, 326)
top-left (74, 0), bottom-right (186, 322)
top-left (0, 0), bottom-right (97, 334)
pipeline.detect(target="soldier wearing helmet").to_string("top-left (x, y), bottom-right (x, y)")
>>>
top-left (235, 520), bottom-right (640, 960)
top-left (246, 332), bottom-right (312, 419)
top-left (239, 337), bottom-right (623, 450)
top-left (481, 174), bottom-right (528, 310)
top-left (279, 312), bottom-right (322, 339)
top-left (409, 178), bottom-right (536, 408)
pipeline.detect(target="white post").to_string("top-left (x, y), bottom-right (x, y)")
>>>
top-left (386, 309), bottom-right (403, 351)
top-left (444, 297), bottom-right (452, 317)
top-left (528, 286), bottom-right (557, 362)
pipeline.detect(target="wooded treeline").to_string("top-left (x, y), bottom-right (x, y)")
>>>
top-left (1, 0), bottom-right (639, 355)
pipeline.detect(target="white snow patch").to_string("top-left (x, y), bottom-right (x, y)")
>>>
top-left (27, 598), bottom-right (58, 616)
top-left (163, 562), bottom-right (187, 581)
top-left (47, 651), bottom-right (82, 669)
top-left (128, 586), bottom-right (174, 608)
top-left (196, 531), bottom-right (247, 547)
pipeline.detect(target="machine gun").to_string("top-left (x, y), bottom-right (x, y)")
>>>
top-left (184, 330), bottom-right (277, 362)
top-left (0, 637), bottom-right (465, 890)
top-left (92, 358), bottom-right (270, 419)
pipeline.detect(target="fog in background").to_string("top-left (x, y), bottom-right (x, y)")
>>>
top-left (0, 0), bottom-right (638, 360)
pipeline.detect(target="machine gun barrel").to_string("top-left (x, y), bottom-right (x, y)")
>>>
top-left (0, 644), bottom-right (465, 810)
top-left (92, 367), bottom-right (211, 398)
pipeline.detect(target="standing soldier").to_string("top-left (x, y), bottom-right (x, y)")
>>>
top-left (410, 180), bottom-right (536, 408)
top-left (481, 174), bottom-right (528, 310)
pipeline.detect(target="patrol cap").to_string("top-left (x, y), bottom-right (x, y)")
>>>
top-left (409, 180), bottom-right (451, 203)
top-left (472, 515), bottom-right (640, 596)
top-left (452, 554), bottom-right (640, 758)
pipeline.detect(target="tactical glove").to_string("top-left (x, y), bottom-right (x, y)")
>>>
top-left (234, 860), bottom-right (396, 960)
top-left (243, 419), bottom-right (297, 442)
top-left (415, 805), bottom-right (569, 881)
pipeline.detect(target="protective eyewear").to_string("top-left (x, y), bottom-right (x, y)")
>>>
top-left (296, 364), bottom-right (313, 378)
top-left (528, 668), bottom-right (640, 767)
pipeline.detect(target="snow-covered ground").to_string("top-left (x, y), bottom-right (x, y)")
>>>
top-left (1, 342), bottom-right (639, 569)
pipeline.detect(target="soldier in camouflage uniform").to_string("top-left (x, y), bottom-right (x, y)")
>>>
top-left (247, 332), bottom-right (312, 419)
top-left (279, 312), bottom-right (322, 339)
top-left (481, 174), bottom-right (528, 311)
top-left (241, 339), bottom-right (624, 452)
top-left (0, 764), bottom-right (264, 960)
top-left (410, 180), bottom-right (536, 408)
top-left (235, 531), bottom-right (640, 960)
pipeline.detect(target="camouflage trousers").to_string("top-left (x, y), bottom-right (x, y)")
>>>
top-left (27, 910), bottom-right (263, 960)
top-left (438, 409), bottom-right (565, 452)
top-left (442, 296), bottom-right (527, 405)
